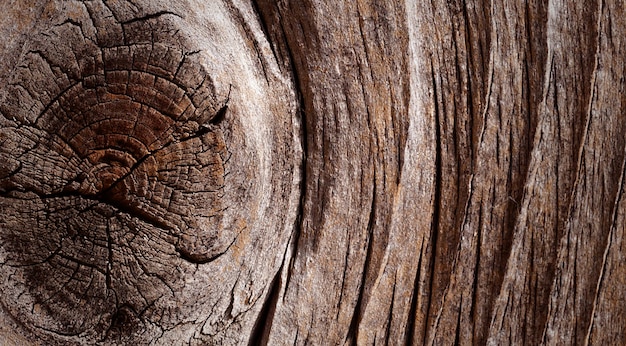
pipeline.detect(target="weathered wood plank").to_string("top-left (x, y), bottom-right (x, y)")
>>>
top-left (1, 0), bottom-right (625, 345)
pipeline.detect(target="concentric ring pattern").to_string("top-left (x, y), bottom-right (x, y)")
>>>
top-left (0, 5), bottom-right (235, 341)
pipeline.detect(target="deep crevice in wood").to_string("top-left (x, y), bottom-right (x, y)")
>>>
top-left (405, 241), bottom-right (424, 346)
top-left (247, 264), bottom-right (281, 346)
top-left (120, 11), bottom-right (182, 25)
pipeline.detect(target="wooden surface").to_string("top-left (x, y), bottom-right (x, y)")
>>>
top-left (0, 0), bottom-right (624, 345)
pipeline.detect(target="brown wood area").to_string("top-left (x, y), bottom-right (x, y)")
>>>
top-left (0, 0), bottom-right (624, 345)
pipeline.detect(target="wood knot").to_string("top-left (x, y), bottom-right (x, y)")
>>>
top-left (0, 6), bottom-right (237, 342)
top-left (0, 1), bottom-right (299, 343)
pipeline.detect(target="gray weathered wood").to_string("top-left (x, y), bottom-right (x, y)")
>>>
top-left (0, 0), bottom-right (624, 345)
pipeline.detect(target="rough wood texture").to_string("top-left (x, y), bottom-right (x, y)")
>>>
top-left (0, 0), bottom-right (301, 344)
top-left (0, 0), bottom-right (624, 345)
